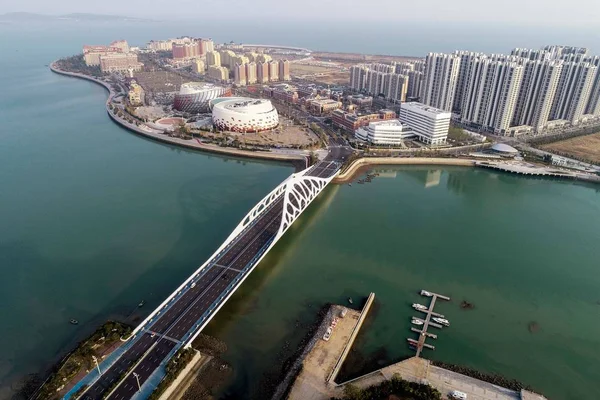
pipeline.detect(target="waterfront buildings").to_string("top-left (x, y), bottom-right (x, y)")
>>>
top-left (279, 60), bottom-right (291, 81)
top-left (172, 38), bottom-right (215, 59)
top-left (306, 98), bottom-right (342, 114)
top-left (246, 62), bottom-right (258, 84)
top-left (399, 102), bottom-right (451, 145)
top-left (206, 51), bottom-right (221, 67)
top-left (83, 40), bottom-right (130, 66)
top-left (418, 45), bottom-right (600, 135)
top-left (128, 81), bottom-right (145, 106)
top-left (99, 53), bottom-right (142, 74)
top-left (173, 82), bottom-right (231, 114)
top-left (194, 59), bottom-right (205, 74)
top-left (211, 97), bottom-right (279, 132)
top-left (332, 109), bottom-right (396, 132)
top-left (268, 61), bottom-right (279, 81)
top-left (207, 65), bottom-right (229, 82)
top-left (421, 53), bottom-right (461, 112)
top-left (257, 62), bottom-right (270, 84)
top-left (355, 119), bottom-right (415, 145)
top-left (459, 56), bottom-right (524, 134)
top-left (349, 63), bottom-right (410, 102)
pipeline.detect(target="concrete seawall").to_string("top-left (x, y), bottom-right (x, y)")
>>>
top-left (49, 63), bottom-right (305, 164)
top-left (334, 157), bottom-right (476, 183)
top-left (328, 293), bottom-right (375, 384)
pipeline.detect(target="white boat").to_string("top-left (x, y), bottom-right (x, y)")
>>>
top-left (411, 319), bottom-right (424, 326)
top-left (433, 317), bottom-right (450, 326)
top-left (420, 290), bottom-right (433, 297)
top-left (323, 327), bottom-right (333, 341)
top-left (412, 303), bottom-right (428, 311)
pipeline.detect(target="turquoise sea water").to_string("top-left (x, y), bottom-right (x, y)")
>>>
top-left (2, 22), bottom-right (600, 400)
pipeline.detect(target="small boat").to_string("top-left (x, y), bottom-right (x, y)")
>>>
top-left (70, 319), bottom-right (79, 325)
top-left (323, 327), bottom-right (333, 341)
top-left (348, 298), bottom-right (353, 304)
top-left (412, 303), bottom-right (427, 311)
top-left (138, 300), bottom-right (145, 307)
top-left (420, 290), bottom-right (433, 297)
top-left (348, 183), bottom-right (352, 187)
top-left (411, 319), bottom-right (424, 326)
top-left (433, 317), bottom-right (450, 326)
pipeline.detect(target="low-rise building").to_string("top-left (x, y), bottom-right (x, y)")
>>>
top-left (99, 53), bottom-right (142, 73)
top-left (331, 109), bottom-right (381, 132)
top-left (355, 119), bottom-right (415, 145)
top-left (399, 102), bottom-right (451, 145)
top-left (306, 98), bottom-right (342, 114)
top-left (128, 81), bottom-right (145, 106)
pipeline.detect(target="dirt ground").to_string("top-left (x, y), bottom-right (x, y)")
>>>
top-left (290, 63), bottom-right (349, 85)
top-left (133, 70), bottom-right (196, 93)
top-left (540, 132), bottom-right (600, 163)
top-left (229, 117), bottom-right (319, 148)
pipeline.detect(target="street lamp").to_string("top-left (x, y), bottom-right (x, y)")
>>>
top-left (92, 355), bottom-right (101, 375)
top-left (132, 372), bottom-right (142, 392)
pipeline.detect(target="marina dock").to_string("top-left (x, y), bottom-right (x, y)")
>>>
top-left (410, 290), bottom-right (450, 357)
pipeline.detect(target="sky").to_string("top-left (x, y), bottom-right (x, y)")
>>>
top-left (2, 0), bottom-right (600, 26)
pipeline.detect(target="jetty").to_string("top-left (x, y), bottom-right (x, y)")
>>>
top-left (410, 290), bottom-right (450, 357)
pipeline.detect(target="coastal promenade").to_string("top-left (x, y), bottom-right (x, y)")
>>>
top-left (334, 156), bottom-right (600, 184)
top-left (49, 63), bottom-right (307, 164)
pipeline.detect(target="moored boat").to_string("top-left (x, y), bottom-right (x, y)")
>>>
top-left (412, 303), bottom-right (427, 311)
top-left (411, 319), bottom-right (424, 326)
top-left (433, 317), bottom-right (450, 326)
top-left (420, 290), bottom-right (433, 297)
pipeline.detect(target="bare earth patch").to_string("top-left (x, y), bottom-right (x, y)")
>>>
top-left (540, 132), bottom-right (600, 164)
top-left (229, 118), bottom-right (319, 148)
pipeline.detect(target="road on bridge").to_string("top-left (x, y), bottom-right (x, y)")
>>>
top-left (74, 156), bottom-right (343, 400)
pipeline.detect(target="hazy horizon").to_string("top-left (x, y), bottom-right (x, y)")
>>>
top-left (2, 0), bottom-right (600, 27)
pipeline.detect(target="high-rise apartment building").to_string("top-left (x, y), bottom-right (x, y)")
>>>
top-left (234, 63), bottom-right (247, 86)
top-left (172, 42), bottom-right (199, 59)
top-left (350, 65), bottom-right (368, 92)
top-left (207, 65), bottom-right (229, 82)
top-left (385, 73), bottom-right (408, 102)
top-left (512, 59), bottom-right (563, 131)
top-left (219, 50), bottom-right (237, 68)
top-left (452, 51), bottom-right (484, 113)
top-left (279, 60), bottom-right (291, 81)
top-left (256, 53), bottom-right (272, 64)
top-left (421, 53), bottom-right (461, 112)
top-left (268, 61), bottom-right (279, 81)
top-left (257, 62), bottom-right (270, 84)
top-left (194, 59), bottom-right (205, 74)
top-left (206, 51), bottom-right (221, 67)
top-left (246, 62), bottom-right (258, 84)
top-left (550, 61), bottom-right (597, 124)
top-left (459, 57), bottom-right (524, 134)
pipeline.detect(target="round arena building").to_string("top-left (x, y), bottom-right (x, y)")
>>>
top-left (173, 83), bottom-right (231, 114)
top-left (211, 97), bottom-right (279, 133)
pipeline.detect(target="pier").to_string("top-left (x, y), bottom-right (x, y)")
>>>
top-left (409, 291), bottom-right (450, 357)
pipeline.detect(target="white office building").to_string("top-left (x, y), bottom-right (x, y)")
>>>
top-left (399, 102), bottom-right (451, 145)
top-left (355, 120), bottom-right (415, 145)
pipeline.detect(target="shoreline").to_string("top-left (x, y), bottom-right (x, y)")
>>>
top-left (333, 157), bottom-right (476, 183)
top-left (49, 62), bottom-right (307, 165)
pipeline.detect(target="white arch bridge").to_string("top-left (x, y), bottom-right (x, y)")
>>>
top-left (66, 160), bottom-right (341, 400)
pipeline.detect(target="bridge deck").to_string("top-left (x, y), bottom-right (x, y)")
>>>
top-left (74, 160), bottom-right (340, 400)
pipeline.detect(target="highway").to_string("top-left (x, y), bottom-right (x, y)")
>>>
top-left (75, 158), bottom-right (341, 400)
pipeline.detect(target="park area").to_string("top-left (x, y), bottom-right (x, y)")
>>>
top-left (540, 132), bottom-right (600, 164)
